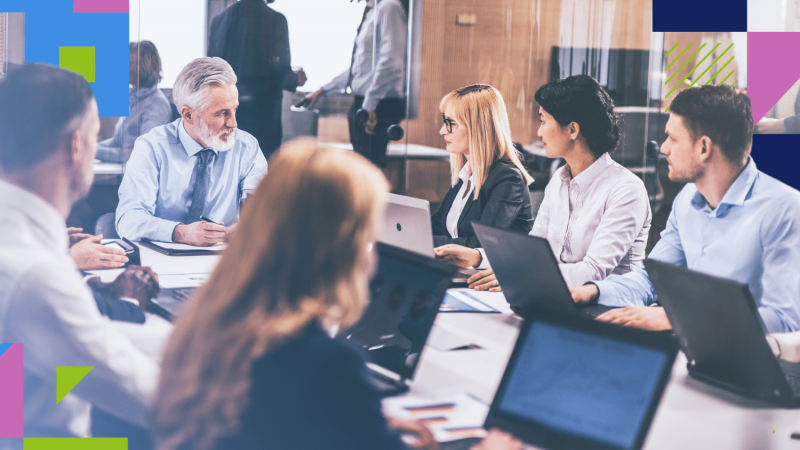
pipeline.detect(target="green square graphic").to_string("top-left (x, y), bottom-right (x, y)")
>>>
top-left (58, 47), bottom-right (96, 83)
top-left (24, 438), bottom-right (127, 450)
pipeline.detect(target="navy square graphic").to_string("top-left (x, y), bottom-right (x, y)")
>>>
top-left (751, 135), bottom-right (800, 191)
top-left (653, 0), bottom-right (746, 32)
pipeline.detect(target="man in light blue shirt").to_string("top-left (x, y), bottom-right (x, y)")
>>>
top-left (116, 57), bottom-right (268, 245)
top-left (570, 85), bottom-right (800, 334)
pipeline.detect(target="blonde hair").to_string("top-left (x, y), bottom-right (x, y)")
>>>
top-left (440, 84), bottom-right (533, 199)
top-left (151, 141), bottom-right (389, 450)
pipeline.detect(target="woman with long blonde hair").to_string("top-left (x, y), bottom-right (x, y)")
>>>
top-left (151, 141), bottom-right (522, 450)
top-left (432, 84), bottom-right (533, 268)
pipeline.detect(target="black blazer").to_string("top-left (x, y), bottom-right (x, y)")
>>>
top-left (432, 160), bottom-right (533, 248)
top-left (215, 323), bottom-right (407, 450)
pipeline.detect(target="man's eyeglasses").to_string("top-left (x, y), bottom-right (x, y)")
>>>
top-left (442, 113), bottom-right (457, 134)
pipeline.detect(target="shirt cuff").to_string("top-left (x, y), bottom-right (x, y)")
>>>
top-left (594, 280), bottom-right (621, 307)
top-left (362, 96), bottom-right (379, 113)
top-left (475, 248), bottom-right (491, 270)
top-left (158, 220), bottom-right (182, 243)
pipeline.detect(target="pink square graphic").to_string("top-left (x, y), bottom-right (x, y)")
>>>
top-left (0, 344), bottom-right (23, 438)
top-left (73, 0), bottom-right (129, 13)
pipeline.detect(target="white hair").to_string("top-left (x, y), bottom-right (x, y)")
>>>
top-left (172, 57), bottom-right (237, 114)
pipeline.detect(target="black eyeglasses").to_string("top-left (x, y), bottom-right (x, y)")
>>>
top-left (442, 113), bottom-right (457, 134)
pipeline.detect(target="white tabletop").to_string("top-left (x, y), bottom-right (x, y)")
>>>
top-left (417, 290), bottom-right (800, 450)
top-left (93, 161), bottom-right (124, 175)
top-left (94, 247), bottom-right (800, 449)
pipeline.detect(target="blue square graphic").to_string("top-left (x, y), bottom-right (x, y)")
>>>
top-left (653, 0), bottom-right (747, 32)
top-left (22, 0), bottom-right (73, 12)
top-left (0, 0), bottom-right (26, 12)
top-left (26, 12), bottom-right (129, 116)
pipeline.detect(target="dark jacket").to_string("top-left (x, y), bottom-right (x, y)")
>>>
top-left (215, 323), bottom-right (407, 450)
top-left (432, 160), bottom-right (533, 248)
top-left (208, 0), bottom-right (298, 140)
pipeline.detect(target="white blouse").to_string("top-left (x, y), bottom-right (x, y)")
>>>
top-left (445, 161), bottom-right (475, 238)
top-left (530, 152), bottom-right (651, 286)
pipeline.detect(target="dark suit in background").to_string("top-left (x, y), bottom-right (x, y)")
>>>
top-left (215, 323), bottom-right (407, 450)
top-left (208, 0), bottom-right (299, 160)
top-left (431, 160), bottom-right (534, 248)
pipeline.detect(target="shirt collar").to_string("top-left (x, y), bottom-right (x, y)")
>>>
top-left (459, 161), bottom-right (473, 183)
top-left (178, 119), bottom-right (218, 157)
top-left (0, 178), bottom-right (68, 251)
top-left (561, 152), bottom-right (613, 187)
top-left (690, 157), bottom-right (758, 214)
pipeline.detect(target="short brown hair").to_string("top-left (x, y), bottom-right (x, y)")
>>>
top-left (669, 85), bottom-right (754, 165)
top-left (130, 40), bottom-right (162, 87)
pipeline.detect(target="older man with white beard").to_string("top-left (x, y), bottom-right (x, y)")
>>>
top-left (116, 57), bottom-right (268, 246)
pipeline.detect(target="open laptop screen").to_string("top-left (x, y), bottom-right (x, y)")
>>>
top-left (342, 243), bottom-right (455, 380)
top-left (493, 318), bottom-right (672, 450)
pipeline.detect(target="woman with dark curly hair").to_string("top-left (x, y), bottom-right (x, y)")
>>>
top-left (445, 75), bottom-right (652, 292)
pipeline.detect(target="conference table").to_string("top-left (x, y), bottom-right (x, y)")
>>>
top-left (95, 244), bottom-right (800, 450)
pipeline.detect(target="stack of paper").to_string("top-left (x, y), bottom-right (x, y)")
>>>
top-left (383, 392), bottom-right (489, 442)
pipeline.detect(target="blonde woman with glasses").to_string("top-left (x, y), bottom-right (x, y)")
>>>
top-left (432, 84), bottom-right (534, 268)
top-left (152, 141), bottom-right (521, 450)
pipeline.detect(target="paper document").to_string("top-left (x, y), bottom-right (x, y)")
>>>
top-left (383, 393), bottom-right (489, 442)
top-left (157, 273), bottom-right (210, 289)
top-left (440, 289), bottom-right (499, 313)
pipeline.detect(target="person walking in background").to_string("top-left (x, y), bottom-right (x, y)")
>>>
top-left (208, 0), bottom-right (307, 160)
top-left (301, 0), bottom-right (408, 168)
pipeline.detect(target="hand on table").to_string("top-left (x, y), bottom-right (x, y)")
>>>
top-left (434, 244), bottom-right (482, 268)
top-left (87, 265), bottom-right (159, 312)
top-left (569, 284), bottom-right (599, 305)
top-left (470, 430), bottom-right (523, 450)
top-left (300, 88), bottom-right (325, 109)
top-left (365, 110), bottom-right (378, 135)
top-left (69, 234), bottom-right (128, 270)
top-left (173, 221), bottom-right (227, 246)
top-left (468, 269), bottom-right (501, 292)
top-left (386, 416), bottom-right (437, 450)
top-left (67, 227), bottom-right (94, 247)
top-left (596, 306), bottom-right (672, 331)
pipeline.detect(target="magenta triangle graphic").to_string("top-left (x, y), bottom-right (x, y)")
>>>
top-left (73, 0), bottom-right (128, 13)
top-left (748, 32), bottom-right (800, 122)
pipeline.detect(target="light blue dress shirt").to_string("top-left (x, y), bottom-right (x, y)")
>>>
top-left (595, 158), bottom-right (800, 333)
top-left (95, 85), bottom-right (173, 163)
top-left (115, 118), bottom-right (268, 242)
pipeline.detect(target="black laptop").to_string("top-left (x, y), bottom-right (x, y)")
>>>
top-left (339, 242), bottom-right (457, 396)
top-left (443, 307), bottom-right (678, 450)
top-left (646, 259), bottom-right (800, 406)
top-left (472, 222), bottom-right (613, 318)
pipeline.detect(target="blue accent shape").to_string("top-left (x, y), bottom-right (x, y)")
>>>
top-left (0, 343), bottom-right (12, 359)
top-left (652, 0), bottom-right (746, 32)
top-left (0, 0), bottom-right (26, 12)
top-left (751, 135), bottom-right (800, 191)
top-left (26, 12), bottom-right (129, 116)
top-left (24, 0), bottom-right (73, 12)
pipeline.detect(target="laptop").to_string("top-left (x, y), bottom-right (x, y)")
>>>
top-left (443, 307), bottom-right (678, 450)
top-left (473, 222), bottom-right (613, 318)
top-left (380, 193), bottom-right (435, 257)
top-left (339, 242), bottom-right (457, 396)
top-left (645, 259), bottom-right (800, 406)
top-left (380, 193), bottom-right (477, 285)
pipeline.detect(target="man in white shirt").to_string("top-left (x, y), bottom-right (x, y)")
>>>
top-left (0, 64), bottom-right (161, 439)
top-left (301, 0), bottom-right (408, 167)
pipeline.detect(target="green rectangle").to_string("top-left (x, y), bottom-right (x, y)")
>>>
top-left (58, 47), bottom-right (96, 83)
top-left (24, 438), bottom-right (127, 450)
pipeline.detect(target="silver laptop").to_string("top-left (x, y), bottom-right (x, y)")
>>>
top-left (380, 193), bottom-right (435, 257)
